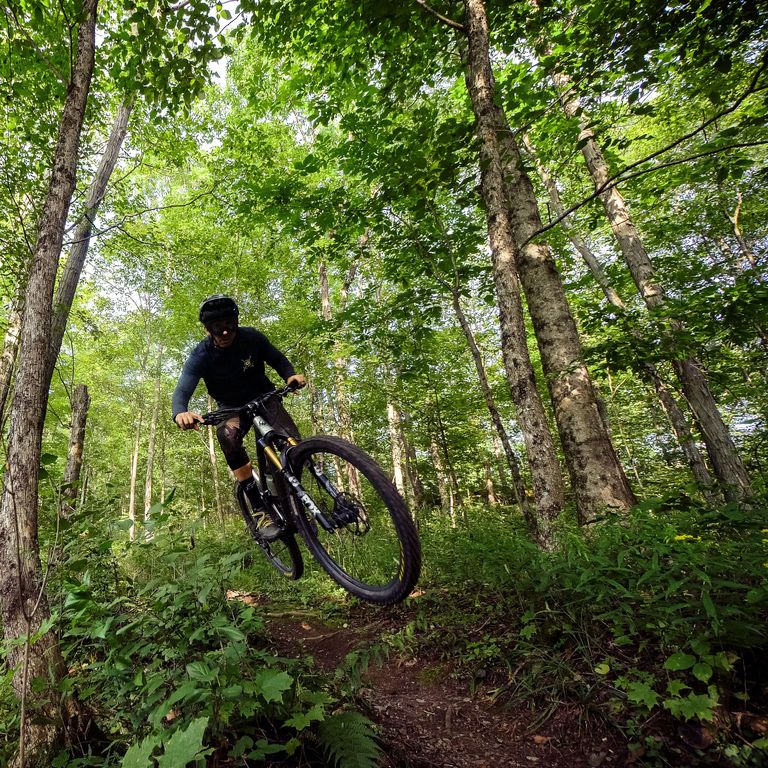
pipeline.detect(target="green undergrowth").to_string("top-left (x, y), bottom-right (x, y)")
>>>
top-left (384, 495), bottom-right (768, 766)
top-left (3, 492), bottom-right (767, 766)
top-left (0, 503), bottom-right (383, 768)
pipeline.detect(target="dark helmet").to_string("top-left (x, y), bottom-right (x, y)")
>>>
top-left (199, 295), bottom-right (239, 324)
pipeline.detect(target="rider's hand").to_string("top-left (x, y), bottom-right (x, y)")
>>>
top-left (175, 411), bottom-right (202, 430)
top-left (286, 374), bottom-right (307, 391)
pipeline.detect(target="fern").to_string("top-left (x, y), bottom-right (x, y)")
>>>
top-left (317, 711), bottom-right (383, 768)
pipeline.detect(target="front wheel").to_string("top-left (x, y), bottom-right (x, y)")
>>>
top-left (288, 436), bottom-right (421, 604)
top-left (235, 483), bottom-right (303, 580)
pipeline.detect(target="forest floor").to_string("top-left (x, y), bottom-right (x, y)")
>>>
top-left (231, 590), bottom-right (647, 768)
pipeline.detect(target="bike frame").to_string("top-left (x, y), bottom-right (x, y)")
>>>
top-left (244, 392), bottom-right (343, 534)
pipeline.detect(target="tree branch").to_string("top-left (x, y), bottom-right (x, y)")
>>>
top-left (414, 0), bottom-right (465, 32)
top-left (63, 188), bottom-right (215, 246)
top-left (2, 5), bottom-right (68, 84)
top-left (527, 134), bottom-right (768, 242)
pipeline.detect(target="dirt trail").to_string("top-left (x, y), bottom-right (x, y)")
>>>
top-left (229, 593), bottom-right (627, 768)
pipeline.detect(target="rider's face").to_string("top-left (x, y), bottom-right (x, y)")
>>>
top-left (207, 318), bottom-right (237, 348)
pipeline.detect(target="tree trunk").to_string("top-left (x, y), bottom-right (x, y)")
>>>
top-left (318, 259), bottom-right (361, 495)
top-left (463, 0), bottom-right (634, 528)
top-left (61, 384), bottom-right (90, 516)
top-left (0, 2), bottom-right (97, 764)
top-left (450, 284), bottom-right (534, 527)
top-left (725, 191), bottom-right (756, 270)
top-left (459, 8), bottom-right (564, 543)
top-left (387, 401), bottom-right (407, 498)
top-left (524, 135), bottom-right (715, 492)
top-left (647, 366), bottom-right (714, 490)
top-left (433, 395), bottom-right (461, 514)
top-left (522, 133), bottom-right (626, 309)
top-left (207, 396), bottom-right (224, 523)
top-left (554, 73), bottom-right (751, 499)
top-left (128, 411), bottom-right (143, 543)
top-left (143, 344), bottom-right (163, 533)
top-left (0, 293), bottom-right (23, 430)
top-left (401, 415), bottom-right (425, 509)
top-left (484, 460), bottom-right (497, 506)
top-left (46, 98), bottom-right (133, 383)
top-left (430, 436), bottom-right (455, 525)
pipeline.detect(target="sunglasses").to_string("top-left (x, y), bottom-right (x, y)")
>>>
top-left (207, 319), bottom-right (237, 337)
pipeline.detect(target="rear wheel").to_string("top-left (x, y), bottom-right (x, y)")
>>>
top-left (288, 435), bottom-right (421, 604)
top-left (235, 483), bottom-right (303, 580)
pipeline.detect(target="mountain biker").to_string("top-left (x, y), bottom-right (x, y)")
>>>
top-left (172, 295), bottom-right (306, 540)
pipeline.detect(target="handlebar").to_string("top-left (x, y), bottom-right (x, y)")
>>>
top-left (200, 382), bottom-right (302, 427)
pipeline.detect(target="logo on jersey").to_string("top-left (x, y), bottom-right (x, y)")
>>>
top-left (242, 356), bottom-right (254, 371)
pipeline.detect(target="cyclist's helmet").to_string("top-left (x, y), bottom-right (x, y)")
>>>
top-left (199, 295), bottom-right (239, 324)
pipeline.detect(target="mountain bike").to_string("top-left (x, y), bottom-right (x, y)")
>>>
top-left (201, 384), bottom-right (421, 605)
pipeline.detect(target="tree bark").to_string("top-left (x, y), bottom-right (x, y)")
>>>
top-left (430, 436), bottom-right (452, 520)
top-left (318, 259), bottom-right (361, 495)
top-left (46, 98), bottom-right (133, 382)
top-left (143, 344), bottom-right (163, 532)
top-left (554, 73), bottom-right (751, 499)
top-left (128, 411), bottom-right (143, 543)
top-left (484, 460), bottom-right (497, 506)
top-left (449, 284), bottom-right (534, 526)
top-left (0, 2), bottom-right (97, 764)
top-left (433, 394), bottom-right (461, 516)
top-left (61, 384), bottom-right (90, 515)
top-left (207, 396), bottom-right (224, 523)
top-left (463, 0), bottom-right (634, 528)
top-left (0, 292), bottom-right (23, 430)
top-left (387, 401), bottom-right (407, 498)
top-left (459, 7), bottom-right (564, 542)
top-left (401, 414), bottom-right (425, 509)
top-left (524, 135), bottom-right (714, 492)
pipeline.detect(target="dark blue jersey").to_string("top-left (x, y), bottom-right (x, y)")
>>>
top-left (171, 327), bottom-right (295, 418)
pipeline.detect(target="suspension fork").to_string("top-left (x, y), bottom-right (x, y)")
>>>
top-left (279, 442), bottom-right (342, 532)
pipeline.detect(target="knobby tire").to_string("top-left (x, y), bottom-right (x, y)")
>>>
top-left (288, 435), bottom-right (421, 604)
top-left (235, 483), bottom-right (303, 580)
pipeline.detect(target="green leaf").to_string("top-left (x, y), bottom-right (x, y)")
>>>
top-left (253, 670), bottom-right (293, 703)
top-left (625, 681), bottom-right (660, 710)
top-left (594, 662), bottom-right (610, 675)
top-left (664, 652), bottom-right (696, 671)
top-left (667, 680), bottom-right (690, 696)
top-left (663, 692), bottom-right (717, 721)
top-left (186, 661), bottom-right (216, 682)
top-left (285, 702), bottom-right (326, 731)
top-left (122, 735), bottom-right (160, 768)
top-left (692, 662), bottom-right (713, 683)
top-left (157, 717), bottom-right (209, 767)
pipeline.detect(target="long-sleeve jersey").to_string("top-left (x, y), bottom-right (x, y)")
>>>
top-left (171, 326), bottom-right (296, 418)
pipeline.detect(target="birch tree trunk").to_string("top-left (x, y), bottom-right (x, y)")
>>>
top-left (128, 411), bottom-right (143, 543)
top-left (402, 415), bottom-right (425, 509)
top-left (463, 0), bottom-right (634, 528)
top-left (143, 343), bottom-right (163, 531)
top-left (525, 135), bottom-right (714, 492)
top-left (554, 73), bottom-right (751, 499)
top-left (207, 396), bottom-right (223, 522)
top-left (484, 460), bottom-right (497, 506)
top-left (450, 284), bottom-right (534, 527)
top-left (0, 293), bottom-right (23, 429)
top-left (318, 259), bottom-right (361, 496)
top-left (61, 384), bottom-right (90, 516)
top-left (0, 2), bottom-right (97, 764)
top-left (46, 98), bottom-right (133, 383)
top-left (387, 401), bottom-right (407, 498)
top-left (458, 10), bottom-right (564, 543)
top-left (429, 435), bottom-right (455, 527)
